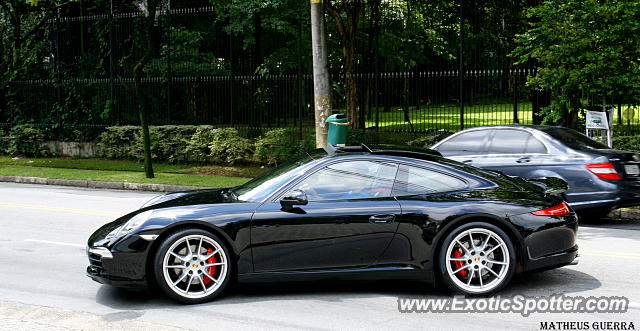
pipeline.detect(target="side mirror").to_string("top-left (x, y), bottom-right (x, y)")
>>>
top-left (280, 189), bottom-right (308, 208)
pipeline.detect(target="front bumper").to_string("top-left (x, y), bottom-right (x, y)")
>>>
top-left (86, 234), bottom-right (155, 288)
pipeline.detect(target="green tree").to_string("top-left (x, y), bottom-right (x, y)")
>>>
top-left (0, 0), bottom-right (69, 123)
top-left (512, 0), bottom-right (640, 127)
top-left (133, 0), bottom-right (163, 179)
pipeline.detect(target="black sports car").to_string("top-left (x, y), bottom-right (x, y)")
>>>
top-left (87, 144), bottom-right (579, 304)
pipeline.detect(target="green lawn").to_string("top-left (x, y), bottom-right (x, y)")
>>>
top-left (0, 156), bottom-right (262, 188)
top-left (365, 102), bottom-right (533, 131)
top-left (362, 103), bottom-right (640, 132)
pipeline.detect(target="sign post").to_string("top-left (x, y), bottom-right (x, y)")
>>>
top-left (586, 108), bottom-right (614, 147)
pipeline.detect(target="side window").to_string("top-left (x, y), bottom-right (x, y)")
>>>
top-left (488, 129), bottom-right (547, 154)
top-left (290, 161), bottom-right (398, 201)
top-left (436, 130), bottom-right (488, 156)
top-left (392, 165), bottom-right (467, 196)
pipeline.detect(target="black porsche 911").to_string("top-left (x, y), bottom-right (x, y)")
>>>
top-left (87, 144), bottom-right (579, 304)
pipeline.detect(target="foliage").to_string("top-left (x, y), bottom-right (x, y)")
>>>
top-left (613, 135), bottom-right (640, 153)
top-left (406, 131), bottom-right (452, 149)
top-left (7, 125), bottom-right (48, 157)
top-left (207, 128), bottom-right (252, 165)
top-left (96, 126), bottom-right (141, 159)
top-left (512, 0), bottom-right (640, 125)
top-left (254, 128), bottom-right (315, 165)
top-left (187, 127), bottom-right (253, 165)
top-left (146, 126), bottom-right (198, 164)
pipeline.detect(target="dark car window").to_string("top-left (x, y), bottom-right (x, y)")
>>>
top-left (290, 160), bottom-right (398, 201)
top-left (436, 130), bottom-right (488, 156)
top-left (235, 151), bottom-right (324, 202)
top-left (488, 129), bottom-right (547, 154)
top-left (539, 127), bottom-right (609, 150)
top-left (392, 165), bottom-right (467, 196)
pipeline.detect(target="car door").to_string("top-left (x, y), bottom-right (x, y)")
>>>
top-left (250, 159), bottom-right (402, 272)
top-left (475, 129), bottom-right (550, 177)
top-left (433, 129), bottom-right (491, 166)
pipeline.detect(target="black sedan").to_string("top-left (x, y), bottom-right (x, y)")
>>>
top-left (87, 145), bottom-right (579, 304)
top-left (431, 125), bottom-right (640, 218)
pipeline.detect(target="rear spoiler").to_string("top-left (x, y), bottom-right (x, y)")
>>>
top-left (527, 177), bottom-right (568, 197)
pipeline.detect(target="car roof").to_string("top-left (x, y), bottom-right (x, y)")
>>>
top-left (323, 144), bottom-right (443, 162)
top-left (455, 124), bottom-right (561, 132)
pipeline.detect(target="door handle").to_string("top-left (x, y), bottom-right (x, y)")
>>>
top-left (369, 215), bottom-right (395, 224)
top-left (516, 157), bottom-right (531, 163)
top-left (462, 160), bottom-right (473, 164)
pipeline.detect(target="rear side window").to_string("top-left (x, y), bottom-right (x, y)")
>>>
top-left (436, 130), bottom-right (489, 156)
top-left (488, 129), bottom-right (547, 154)
top-left (392, 165), bottom-right (467, 196)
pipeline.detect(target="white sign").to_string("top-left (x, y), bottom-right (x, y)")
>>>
top-left (586, 110), bottom-right (609, 129)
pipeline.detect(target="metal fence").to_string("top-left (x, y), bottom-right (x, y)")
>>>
top-left (2, 3), bottom-right (638, 142)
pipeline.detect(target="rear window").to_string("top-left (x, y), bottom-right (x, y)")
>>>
top-left (539, 127), bottom-right (608, 150)
top-left (488, 129), bottom-right (547, 154)
top-left (436, 130), bottom-right (488, 156)
top-left (392, 165), bottom-right (467, 196)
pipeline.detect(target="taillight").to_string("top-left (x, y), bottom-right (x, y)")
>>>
top-left (531, 202), bottom-right (571, 216)
top-left (586, 162), bottom-right (621, 180)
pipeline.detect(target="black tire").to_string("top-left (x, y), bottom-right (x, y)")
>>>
top-left (437, 222), bottom-right (516, 296)
top-left (153, 228), bottom-right (233, 304)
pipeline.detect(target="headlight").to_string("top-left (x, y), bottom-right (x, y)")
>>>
top-left (114, 210), bottom-right (153, 237)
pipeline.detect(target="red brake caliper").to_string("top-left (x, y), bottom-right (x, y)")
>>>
top-left (202, 248), bottom-right (217, 285)
top-left (452, 249), bottom-right (468, 277)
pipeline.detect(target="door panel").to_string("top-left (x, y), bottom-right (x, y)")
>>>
top-left (250, 199), bottom-right (401, 272)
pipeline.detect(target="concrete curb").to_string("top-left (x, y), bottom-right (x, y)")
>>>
top-left (606, 208), bottom-right (640, 220)
top-left (0, 175), bottom-right (209, 192)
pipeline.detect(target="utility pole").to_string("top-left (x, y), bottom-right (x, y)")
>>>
top-left (310, 0), bottom-right (330, 148)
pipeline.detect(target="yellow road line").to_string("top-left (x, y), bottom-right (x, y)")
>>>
top-left (0, 202), bottom-right (120, 217)
top-left (580, 250), bottom-right (640, 260)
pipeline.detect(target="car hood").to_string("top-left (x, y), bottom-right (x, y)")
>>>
top-left (140, 188), bottom-right (241, 210)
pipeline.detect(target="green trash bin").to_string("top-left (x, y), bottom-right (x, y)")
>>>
top-left (325, 114), bottom-right (349, 146)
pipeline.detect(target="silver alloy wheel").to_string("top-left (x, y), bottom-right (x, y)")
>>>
top-left (162, 234), bottom-right (228, 299)
top-left (445, 228), bottom-right (509, 293)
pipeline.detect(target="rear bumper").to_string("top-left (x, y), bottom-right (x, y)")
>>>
top-left (566, 181), bottom-right (640, 211)
top-left (524, 245), bottom-right (579, 272)
top-left (509, 212), bottom-right (579, 272)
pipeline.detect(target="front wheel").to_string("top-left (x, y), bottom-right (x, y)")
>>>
top-left (154, 229), bottom-right (233, 304)
top-left (438, 222), bottom-right (516, 296)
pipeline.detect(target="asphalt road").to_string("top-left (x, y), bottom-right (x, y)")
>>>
top-left (0, 182), bottom-right (639, 330)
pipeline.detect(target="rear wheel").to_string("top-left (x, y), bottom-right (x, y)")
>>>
top-left (438, 222), bottom-right (516, 296)
top-left (154, 229), bottom-right (232, 304)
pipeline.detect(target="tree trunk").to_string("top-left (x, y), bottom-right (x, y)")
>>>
top-left (325, 1), bottom-right (361, 129)
top-left (133, 0), bottom-right (160, 179)
top-left (344, 37), bottom-right (357, 128)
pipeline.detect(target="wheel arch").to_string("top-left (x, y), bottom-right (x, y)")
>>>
top-left (431, 214), bottom-right (525, 276)
top-left (144, 220), bottom-right (238, 285)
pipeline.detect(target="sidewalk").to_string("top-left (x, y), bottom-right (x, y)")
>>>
top-left (0, 175), bottom-right (207, 192)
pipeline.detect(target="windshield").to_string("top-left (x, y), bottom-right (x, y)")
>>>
top-left (539, 127), bottom-right (609, 150)
top-left (232, 150), bottom-right (325, 202)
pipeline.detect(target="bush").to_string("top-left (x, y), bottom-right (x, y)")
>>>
top-left (147, 125), bottom-right (197, 163)
top-left (184, 127), bottom-right (252, 164)
top-left (406, 131), bottom-right (452, 149)
top-left (7, 125), bottom-right (49, 157)
top-left (96, 126), bottom-right (141, 159)
top-left (255, 128), bottom-right (315, 165)
top-left (185, 126), bottom-right (216, 163)
top-left (613, 135), bottom-right (640, 153)
top-left (207, 128), bottom-right (253, 164)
